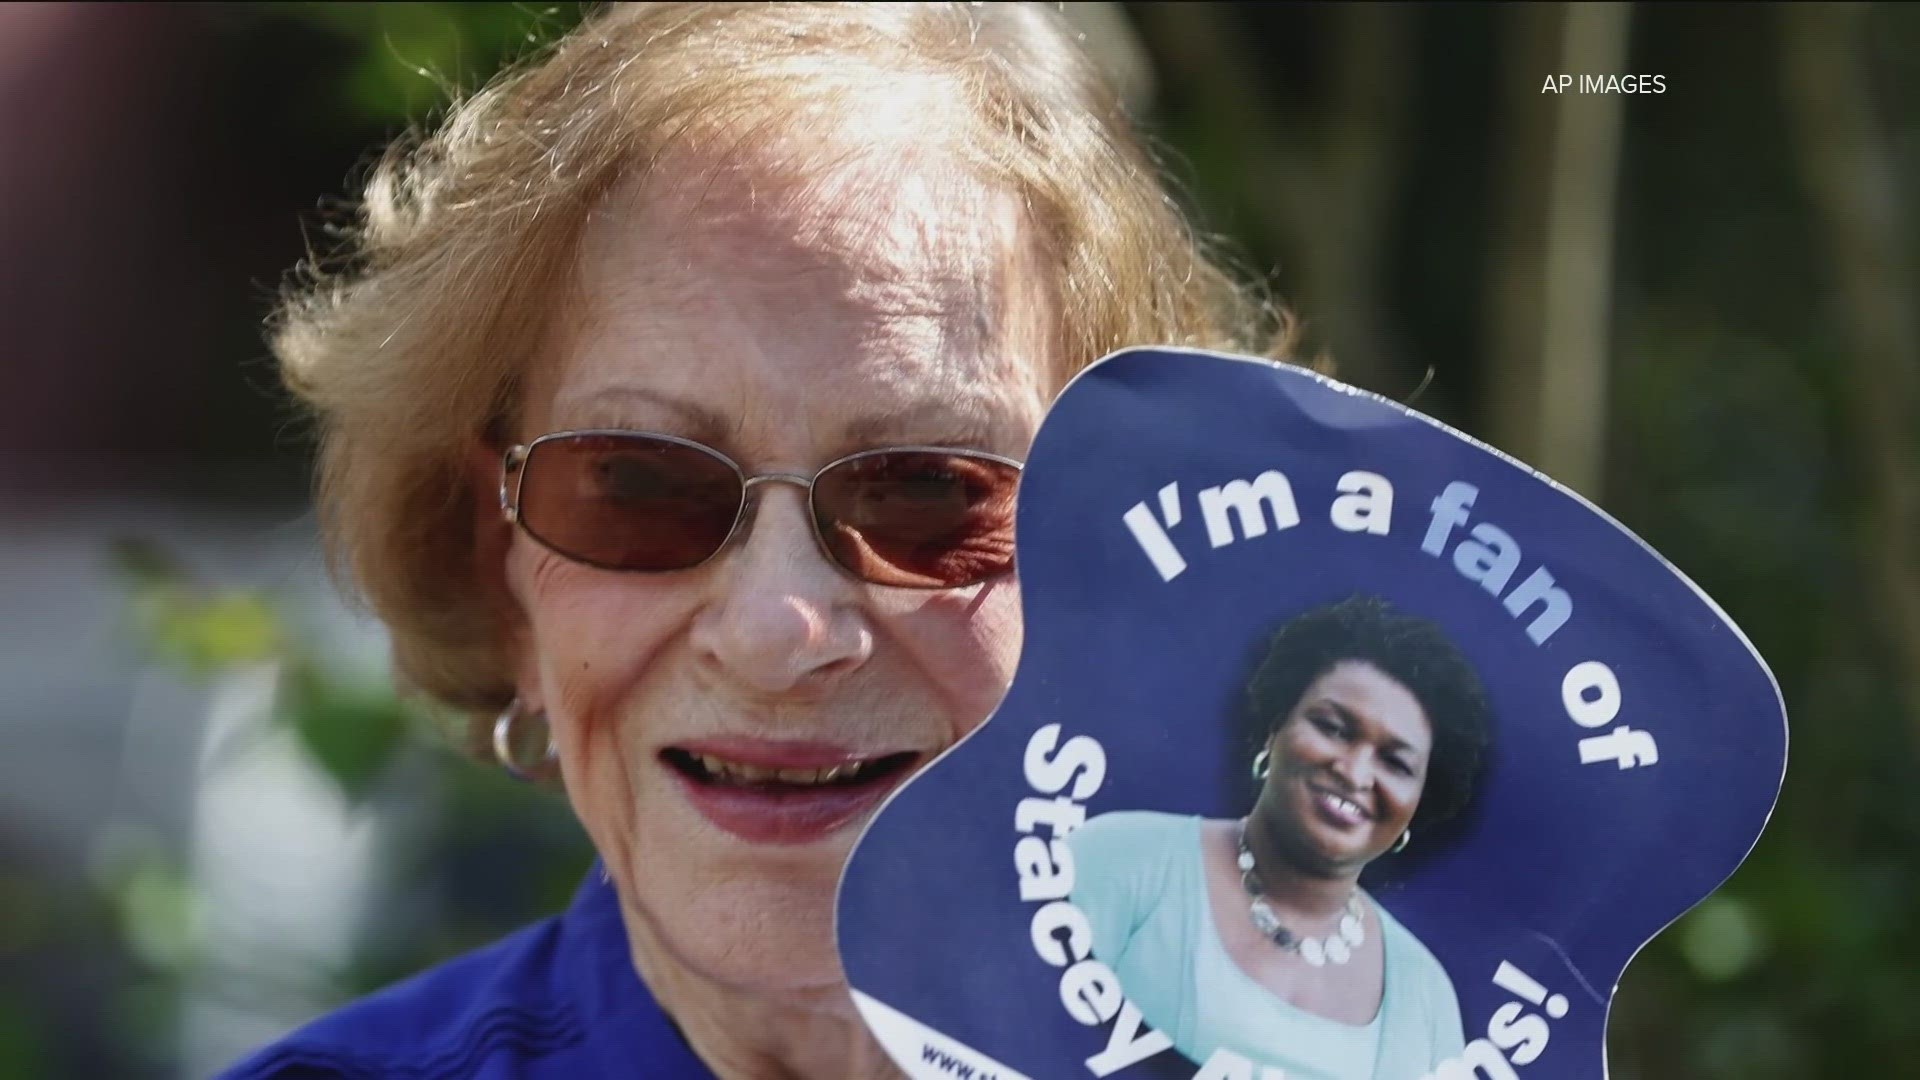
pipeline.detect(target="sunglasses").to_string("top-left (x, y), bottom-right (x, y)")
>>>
top-left (498, 430), bottom-right (1023, 589)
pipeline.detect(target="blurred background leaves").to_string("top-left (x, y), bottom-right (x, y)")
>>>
top-left (261, 3), bottom-right (587, 124)
top-left (1, 2), bottom-right (1915, 1078)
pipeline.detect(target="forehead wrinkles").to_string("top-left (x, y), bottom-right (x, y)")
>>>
top-left (581, 138), bottom-right (1018, 357)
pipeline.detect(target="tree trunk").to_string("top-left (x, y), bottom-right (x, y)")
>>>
top-left (1131, 4), bottom-right (1412, 391)
top-left (1778, 2), bottom-right (1920, 734)
top-left (1488, 2), bottom-right (1630, 500)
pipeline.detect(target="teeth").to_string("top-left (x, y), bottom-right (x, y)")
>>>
top-left (691, 754), bottom-right (883, 785)
top-left (1322, 792), bottom-right (1363, 818)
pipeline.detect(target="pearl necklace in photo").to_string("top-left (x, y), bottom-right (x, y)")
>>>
top-left (1236, 821), bottom-right (1367, 967)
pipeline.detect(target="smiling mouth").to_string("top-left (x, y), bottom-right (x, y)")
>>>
top-left (662, 748), bottom-right (920, 789)
top-left (661, 744), bottom-right (925, 845)
top-left (1309, 786), bottom-right (1373, 827)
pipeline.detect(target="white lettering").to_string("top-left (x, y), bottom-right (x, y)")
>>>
top-left (1455, 522), bottom-right (1522, 596)
top-left (1023, 725), bottom-right (1107, 800)
top-left (1422, 482), bottom-right (1573, 645)
top-left (1083, 1000), bottom-right (1173, 1076)
top-left (1122, 500), bottom-right (1187, 581)
top-left (1488, 1002), bottom-right (1552, 1066)
top-left (1330, 470), bottom-right (1394, 535)
top-left (1578, 726), bottom-right (1660, 769)
top-left (1014, 836), bottom-right (1074, 902)
top-left (1029, 900), bottom-right (1092, 968)
top-left (1199, 471), bottom-right (1301, 548)
top-left (1015, 795), bottom-right (1088, 838)
top-left (1059, 959), bottom-right (1123, 1026)
top-left (1423, 481), bottom-right (1478, 555)
top-left (1561, 661), bottom-right (1621, 729)
top-left (1504, 566), bottom-right (1572, 645)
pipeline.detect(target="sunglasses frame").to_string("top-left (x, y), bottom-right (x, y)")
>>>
top-left (498, 429), bottom-right (1024, 588)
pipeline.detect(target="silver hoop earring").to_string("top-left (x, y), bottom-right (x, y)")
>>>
top-left (493, 701), bottom-right (558, 781)
top-left (1392, 829), bottom-right (1411, 854)
top-left (1251, 749), bottom-right (1271, 782)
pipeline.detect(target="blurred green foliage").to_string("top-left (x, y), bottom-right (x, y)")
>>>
top-left (95, 534), bottom-right (593, 1075)
top-left (263, 3), bottom-right (588, 124)
top-left (113, 536), bottom-right (413, 802)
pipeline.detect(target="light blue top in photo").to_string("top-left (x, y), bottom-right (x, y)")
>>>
top-left (1068, 811), bottom-right (1466, 1079)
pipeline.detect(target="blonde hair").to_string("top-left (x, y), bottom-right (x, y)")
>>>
top-left (275, 1), bottom-right (1295, 732)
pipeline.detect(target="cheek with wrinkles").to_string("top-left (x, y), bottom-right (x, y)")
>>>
top-left (890, 587), bottom-right (1023, 720)
top-left (514, 553), bottom-right (611, 662)
top-left (513, 548), bottom-right (684, 729)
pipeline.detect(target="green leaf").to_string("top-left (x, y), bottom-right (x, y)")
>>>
top-left (280, 667), bottom-right (413, 802)
top-left (106, 536), bottom-right (189, 591)
top-left (187, 594), bottom-right (284, 667)
top-left (0, 991), bottom-right (53, 1080)
top-left (1677, 895), bottom-right (1770, 983)
top-left (114, 863), bottom-right (200, 974)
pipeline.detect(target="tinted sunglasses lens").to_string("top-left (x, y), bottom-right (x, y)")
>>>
top-left (813, 451), bottom-right (1020, 587)
top-left (518, 435), bottom-right (742, 571)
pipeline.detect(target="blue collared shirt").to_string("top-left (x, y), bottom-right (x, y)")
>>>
top-left (220, 867), bottom-right (718, 1078)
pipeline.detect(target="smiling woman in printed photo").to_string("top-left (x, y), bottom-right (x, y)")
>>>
top-left (1069, 595), bottom-right (1493, 1078)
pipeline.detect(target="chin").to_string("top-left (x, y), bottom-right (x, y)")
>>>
top-left (687, 908), bottom-right (848, 994)
top-left (618, 819), bottom-right (858, 996)
top-left (1323, 834), bottom-right (1385, 867)
top-left (642, 893), bottom-right (852, 997)
top-left (1286, 826), bottom-right (1371, 873)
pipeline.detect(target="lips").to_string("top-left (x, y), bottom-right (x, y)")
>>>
top-left (677, 753), bottom-right (896, 787)
top-left (662, 738), bottom-right (921, 845)
top-left (1307, 784), bottom-right (1372, 830)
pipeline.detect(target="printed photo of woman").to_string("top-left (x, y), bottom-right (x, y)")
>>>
top-left (1068, 595), bottom-right (1493, 1079)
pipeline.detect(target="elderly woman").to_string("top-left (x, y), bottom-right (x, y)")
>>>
top-left (1069, 596), bottom-right (1493, 1078)
top-left (222, 4), bottom-right (1291, 1079)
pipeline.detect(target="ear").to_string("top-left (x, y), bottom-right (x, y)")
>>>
top-left (467, 439), bottom-right (538, 702)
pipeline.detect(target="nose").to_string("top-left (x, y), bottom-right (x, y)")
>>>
top-left (688, 484), bottom-right (873, 695)
top-left (1328, 746), bottom-right (1377, 794)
